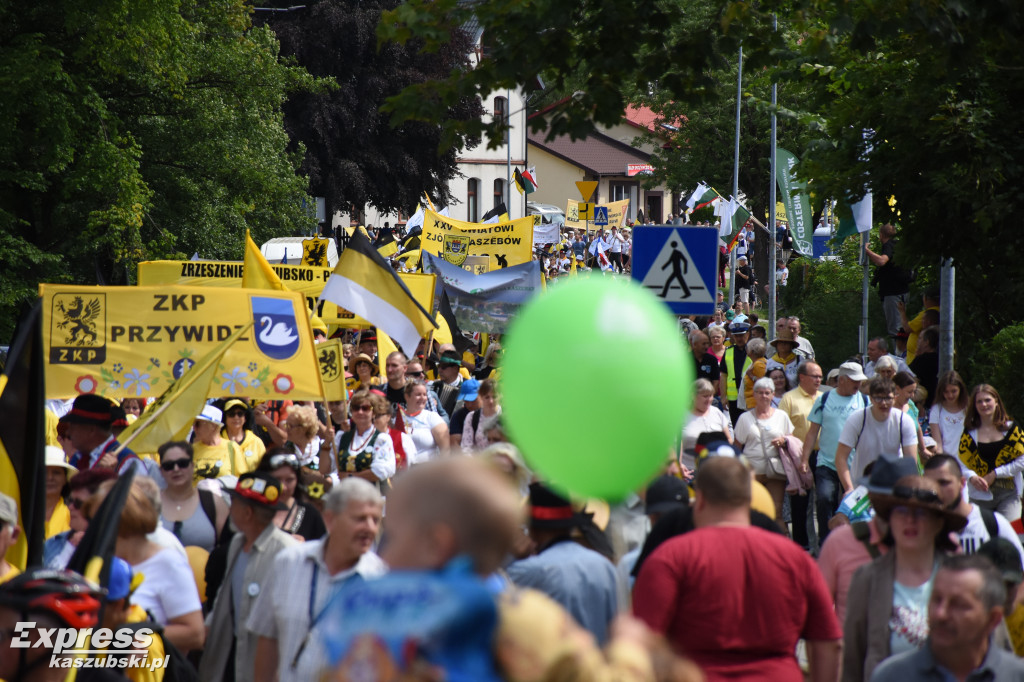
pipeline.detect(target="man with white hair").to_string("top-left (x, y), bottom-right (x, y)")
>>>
top-left (251, 478), bottom-right (386, 682)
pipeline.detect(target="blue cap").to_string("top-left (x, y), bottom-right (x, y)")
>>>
top-left (457, 379), bottom-right (481, 401)
top-left (729, 322), bottom-right (750, 334)
top-left (105, 558), bottom-right (134, 601)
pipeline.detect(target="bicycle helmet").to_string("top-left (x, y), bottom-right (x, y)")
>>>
top-left (0, 568), bottom-right (103, 629)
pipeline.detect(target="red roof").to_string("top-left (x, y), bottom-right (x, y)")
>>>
top-left (624, 105), bottom-right (685, 133)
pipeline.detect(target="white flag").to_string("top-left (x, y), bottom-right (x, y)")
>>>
top-left (852, 193), bottom-right (872, 233)
top-left (685, 183), bottom-right (707, 209)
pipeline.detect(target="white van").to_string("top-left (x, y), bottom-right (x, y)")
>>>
top-left (260, 237), bottom-right (338, 268)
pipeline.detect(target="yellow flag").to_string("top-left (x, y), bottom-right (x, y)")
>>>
top-left (433, 313), bottom-right (453, 346)
top-left (117, 323), bottom-right (253, 454)
top-left (377, 329), bottom-right (400, 379)
top-left (243, 230), bottom-right (287, 290)
top-left (316, 339), bottom-right (347, 402)
top-left (378, 240), bottom-right (399, 258)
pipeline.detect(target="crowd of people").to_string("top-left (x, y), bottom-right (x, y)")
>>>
top-left (4, 221), bottom-right (1024, 681)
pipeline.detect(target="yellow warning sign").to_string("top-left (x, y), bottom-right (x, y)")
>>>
top-left (575, 181), bottom-right (598, 202)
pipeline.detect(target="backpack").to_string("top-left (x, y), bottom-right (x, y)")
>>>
top-left (980, 507), bottom-right (999, 540)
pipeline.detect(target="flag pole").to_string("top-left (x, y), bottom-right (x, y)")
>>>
top-left (727, 46), bottom-right (743, 309)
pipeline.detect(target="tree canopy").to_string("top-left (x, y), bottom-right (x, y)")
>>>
top-left (381, 0), bottom-right (1024, 336)
top-left (260, 0), bottom-right (484, 219)
top-left (0, 0), bottom-right (320, 337)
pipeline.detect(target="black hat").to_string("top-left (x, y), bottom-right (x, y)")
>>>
top-left (528, 482), bottom-right (583, 529)
top-left (227, 472), bottom-right (287, 511)
top-left (857, 453), bottom-right (920, 494)
top-left (644, 475), bottom-right (689, 515)
top-left (978, 538), bottom-right (1024, 583)
top-left (59, 395), bottom-right (114, 429)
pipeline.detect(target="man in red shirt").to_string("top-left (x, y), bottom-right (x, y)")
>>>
top-left (633, 457), bottom-right (842, 682)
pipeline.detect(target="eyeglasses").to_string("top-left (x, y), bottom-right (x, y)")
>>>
top-left (351, 404), bottom-right (373, 413)
top-left (268, 454), bottom-right (300, 470)
top-left (68, 496), bottom-right (89, 510)
top-left (405, 371), bottom-right (425, 378)
top-left (892, 485), bottom-right (940, 505)
top-left (161, 458), bottom-right (192, 471)
top-left (871, 395), bottom-right (895, 403)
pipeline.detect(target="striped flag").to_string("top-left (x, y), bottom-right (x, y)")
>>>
top-left (685, 183), bottom-right (708, 209)
top-left (320, 231), bottom-right (438, 356)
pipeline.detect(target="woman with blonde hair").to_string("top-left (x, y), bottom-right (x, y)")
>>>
top-left (280, 403), bottom-right (322, 469)
top-left (88, 477), bottom-right (205, 652)
top-left (681, 379), bottom-right (733, 470)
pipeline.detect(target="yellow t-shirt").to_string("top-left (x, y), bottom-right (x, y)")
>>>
top-left (123, 604), bottom-right (166, 682)
top-left (45, 498), bottom-right (72, 539)
top-left (192, 439), bottom-right (239, 480)
top-left (227, 430), bottom-right (266, 475)
top-left (45, 409), bottom-right (60, 447)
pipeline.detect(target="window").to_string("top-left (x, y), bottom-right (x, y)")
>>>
top-left (494, 96), bottom-right (508, 122)
top-left (494, 179), bottom-right (505, 208)
top-left (610, 182), bottom-right (639, 221)
top-left (467, 178), bottom-right (479, 222)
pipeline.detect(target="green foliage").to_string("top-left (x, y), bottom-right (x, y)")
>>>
top-left (969, 324), bottom-right (1024, 421)
top-left (0, 0), bottom-right (322, 339)
top-left (780, 236), bottom-right (885, 372)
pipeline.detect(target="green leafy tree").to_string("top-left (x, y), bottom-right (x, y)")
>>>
top-left (260, 0), bottom-right (484, 219)
top-left (0, 0), bottom-right (320, 338)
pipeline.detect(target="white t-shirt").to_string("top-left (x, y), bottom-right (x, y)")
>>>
top-left (928, 405), bottom-right (966, 455)
top-left (682, 407), bottom-right (733, 468)
top-left (839, 407), bottom-right (919, 479)
top-left (958, 504), bottom-right (1024, 559)
top-left (404, 409), bottom-right (445, 464)
top-left (130, 548), bottom-right (202, 624)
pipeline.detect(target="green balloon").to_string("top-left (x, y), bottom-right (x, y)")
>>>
top-left (501, 276), bottom-right (693, 501)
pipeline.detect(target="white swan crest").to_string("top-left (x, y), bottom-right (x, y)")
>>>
top-left (259, 316), bottom-right (299, 346)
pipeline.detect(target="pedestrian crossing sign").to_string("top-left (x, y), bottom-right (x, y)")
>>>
top-left (630, 226), bottom-right (717, 314)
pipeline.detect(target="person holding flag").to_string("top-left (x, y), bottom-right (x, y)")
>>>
top-left (62, 395), bottom-right (142, 475)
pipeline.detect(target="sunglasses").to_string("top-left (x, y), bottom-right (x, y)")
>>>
top-left (351, 404), bottom-right (373, 413)
top-left (891, 485), bottom-right (940, 505)
top-left (406, 371), bottom-right (425, 378)
top-left (161, 458), bottom-right (192, 471)
top-left (269, 454), bottom-right (300, 470)
top-left (68, 497), bottom-right (89, 510)
top-left (225, 411), bottom-right (247, 418)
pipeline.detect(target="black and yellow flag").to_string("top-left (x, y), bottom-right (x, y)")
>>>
top-left (0, 302), bottom-right (46, 570)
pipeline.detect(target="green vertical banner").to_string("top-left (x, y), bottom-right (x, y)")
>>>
top-left (775, 148), bottom-right (813, 256)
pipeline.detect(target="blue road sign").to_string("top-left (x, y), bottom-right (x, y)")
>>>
top-left (593, 206), bottom-right (609, 226)
top-left (630, 226), bottom-right (718, 315)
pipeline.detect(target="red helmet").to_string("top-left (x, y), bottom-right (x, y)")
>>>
top-left (0, 568), bottom-right (102, 629)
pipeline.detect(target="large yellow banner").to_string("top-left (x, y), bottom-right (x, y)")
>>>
top-left (137, 261), bottom-right (435, 329)
top-left (421, 210), bottom-right (534, 269)
top-left (565, 199), bottom-right (629, 230)
top-left (40, 284), bottom-right (325, 400)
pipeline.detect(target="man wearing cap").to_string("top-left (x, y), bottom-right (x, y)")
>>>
top-left (870, 554), bottom-right (1024, 681)
top-left (358, 330), bottom-right (378, 364)
top-left (817, 454), bottom-right (917, 624)
top-left (0, 493), bottom-right (21, 583)
top-left (735, 255), bottom-right (753, 313)
top-left (779, 361), bottom-right (824, 551)
top-left (923, 454), bottom-right (1024, 560)
top-left (431, 350), bottom-right (464, 416)
top-left (61, 394), bottom-right (141, 475)
top-left (803, 362), bottom-right (869, 538)
top-left (251, 478), bottom-right (386, 682)
top-left (505, 483), bottom-right (619, 646)
top-left (634, 457), bottom-right (842, 682)
top-left (719, 322), bottom-right (752, 425)
top-left (201, 472), bottom-right (298, 682)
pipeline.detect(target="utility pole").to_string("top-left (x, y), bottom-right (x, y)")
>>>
top-left (727, 47), bottom-right (743, 308)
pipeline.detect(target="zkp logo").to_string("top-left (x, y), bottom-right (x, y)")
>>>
top-left (50, 293), bottom-right (106, 365)
top-left (54, 296), bottom-right (102, 346)
top-left (302, 238), bottom-right (329, 267)
top-left (443, 235), bottom-right (469, 266)
top-left (318, 347), bottom-right (340, 381)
